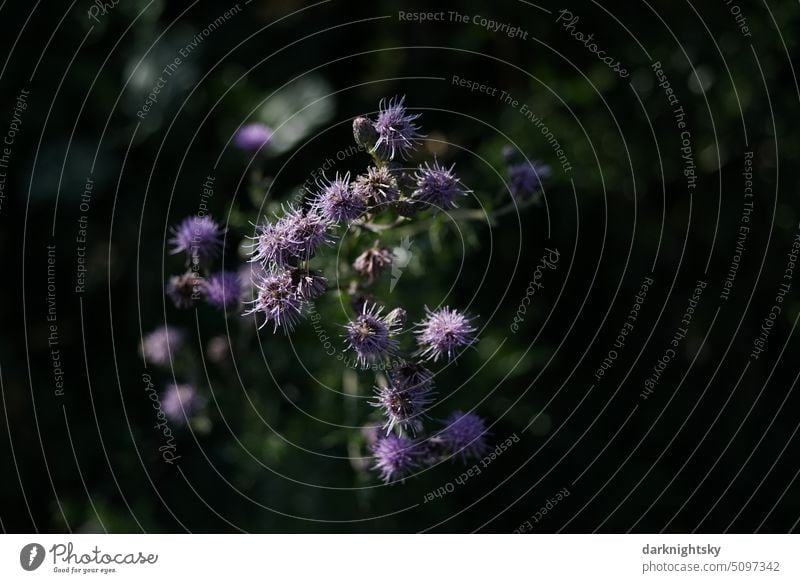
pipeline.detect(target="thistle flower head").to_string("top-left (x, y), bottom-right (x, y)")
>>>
top-left (205, 271), bottom-right (242, 310)
top-left (507, 161), bottom-right (551, 199)
top-left (166, 271), bottom-right (206, 309)
top-left (244, 269), bottom-right (303, 332)
top-left (372, 434), bottom-right (419, 483)
top-left (169, 216), bottom-right (225, 264)
top-left (372, 96), bottom-right (423, 161)
top-left (250, 219), bottom-right (294, 268)
top-left (344, 302), bottom-right (401, 365)
top-left (162, 383), bottom-right (201, 424)
top-left (435, 411), bottom-right (489, 461)
top-left (234, 122), bottom-right (273, 152)
top-left (141, 325), bottom-right (184, 366)
top-left (313, 172), bottom-right (365, 223)
top-left (352, 166), bottom-right (400, 208)
top-left (390, 360), bottom-right (434, 393)
top-left (353, 242), bottom-right (393, 283)
top-left (291, 268), bottom-right (327, 300)
top-left (371, 376), bottom-right (434, 435)
top-left (415, 306), bottom-right (477, 362)
top-left (283, 205), bottom-right (332, 260)
top-left (412, 161), bottom-right (468, 210)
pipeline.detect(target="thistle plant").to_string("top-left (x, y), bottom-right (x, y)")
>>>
top-left (151, 96), bottom-right (547, 484)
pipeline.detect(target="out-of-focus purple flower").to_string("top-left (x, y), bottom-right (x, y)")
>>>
top-left (371, 376), bottom-right (434, 435)
top-left (344, 302), bottom-right (401, 366)
top-left (169, 216), bottom-right (225, 265)
top-left (353, 242), bottom-right (393, 283)
top-left (372, 96), bottom-right (423, 161)
top-left (206, 271), bottom-right (242, 310)
top-left (313, 172), bottom-right (364, 223)
top-left (435, 411), bottom-right (489, 461)
top-left (234, 122), bottom-right (273, 153)
top-left (352, 166), bottom-right (400, 208)
top-left (372, 434), bottom-right (419, 483)
top-left (507, 161), bottom-right (551, 199)
top-left (206, 335), bottom-right (230, 363)
top-left (166, 271), bottom-right (206, 309)
top-left (291, 268), bottom-right (327, 300)
top-left (162, 383), bottom-right (201, 424)
top-left (244, 269), bottom-right (303, 332)
top-left (415, 306), bottom-right (477, 362)
top-left (141, 325), bottom-right (184, 366)
top-left (412, 161), bottom-right (468, 210)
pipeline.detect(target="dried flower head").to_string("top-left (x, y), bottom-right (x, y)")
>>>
top-left (435, 411), bottom-right (489, 461)
top-left (166, 271), bottom-right (206, 308)
top-left (162, 383), bottom-right (201, 424)
top-left (371, 376), bottom-right (434, 435)
top-left (415, 306), bottom-right (477, 362)
top-left (353, 242), bottom-right (393, 283)
top-left (234, 122), bottom-right (273, 152)
top-left (313, 172), bottom-right (365, 223)
top-left (291, 268), bottom-right (327, 300)
top-left (372, 434), bottom-right (419, 483)
top-left (141, 325), bottom-right (184, 366)
top-left (412, 161), bottom-right (468, 210)
top-left (344, 302), bottom-right (401, 365)
top-left (205, 271), bottom-right (242, 310)
top-left (169, 216), bottom-right (225, 265)
top-left (372, 96), bottom-right (423, 160)
top-left (352, 166), bottom-right (400, 208)
top-left (244, 270), bottom-right (303, 332)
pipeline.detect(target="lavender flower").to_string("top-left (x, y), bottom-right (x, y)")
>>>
top-left (371, 377), bottom-right (434, 435)
top-left (141, 326), bottom-right (184, 366)
top-left (415, 306), bottom-right (477, 362)
top-left (435, 411), bottom-right (489, 461)
top-left (234, 122), bottom-right (273, 152)
top-left (353, 242), bottom-right (393, 283)
top-left (313, 172), bottom-right (365, 223)
top-left (169, 216), bottom-right (225, 265)
top-left (166, 271), bottom-right (206, 308)
top-left (205, 271), bottom-right (242, 310)
top-left (372, 96), bottom-right (423, 160)
top-left (344, 302), bottom-right (401, 365)
top-left (291, 268), bottom-right (327, 300)
top-left (372, 434), bottom-right (419, 483)
top-left (352, 166), bottom-right (400, 208)
top-left (507, 161), bottom-right (551, 199)
top-left (244, 270), bottom-right (303, 332)
top-left (162, 383), bottom-right (201, 424)
top-left (412, 161), bottom-right (468, 210)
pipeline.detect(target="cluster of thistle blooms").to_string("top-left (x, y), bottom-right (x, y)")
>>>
top-left (244, 96), bottom-right (500, 483)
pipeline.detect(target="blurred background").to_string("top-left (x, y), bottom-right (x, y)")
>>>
top-left (1, 0), bottom-right (799, 533)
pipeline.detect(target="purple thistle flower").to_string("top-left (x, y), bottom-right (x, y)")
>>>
top-left (507, 161), bottom-right (551, 199)
top-left (313, 172), bottom-right (365, 223)
top-left (244, 269), bottom-right (303, 332)
top-left (415, 306), bottom-right (478, 362)
top-left (166, 271), bottom-right (206, 308)
top-left (372, 434), bottom-right (419, 483)
top-left (169, 215), bottom-right (225, 265)
top-left (141, 325), bottom-right (184, 366)
top-left (371, 376), bottom-right (434, 435)
top-left (372, 96), bottom-right (423, 161)
top-left (250, 219), bottom-right (294, 267)
top-left (290, 268), bottom-right (327, 300)
top-left (205, 271), bottom-right (242, 310)
top-left (162, 383), bottom-right (201, 424)
top-left (412, 161), bottom-right (469, 210)
top-left (352, 166), bottom-right (400, 208)
top-left (283, 206), bottom-right (332, 259)
top-left (435, 411), bottom-right (489, 461)
top-left (234, 122), bottom-right (273, 153)
top-left (344, 302), bottom-right (401, 366)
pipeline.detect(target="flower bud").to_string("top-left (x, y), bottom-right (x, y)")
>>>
top-left (353, 116), bottom-right (378, 150)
